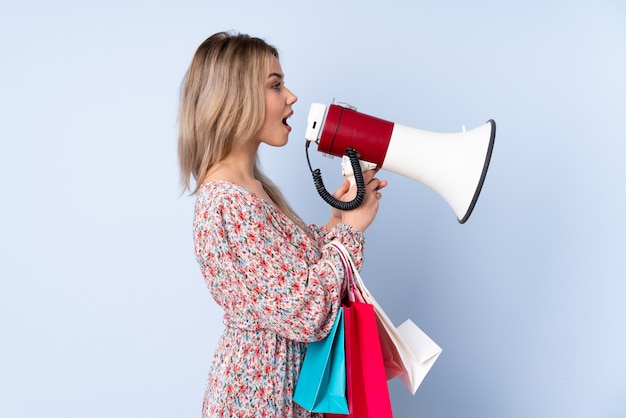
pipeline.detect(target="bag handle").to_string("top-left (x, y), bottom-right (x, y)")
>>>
top-left (328, 240), bottom-right (367, 302)
top-left (336, 244), bottom-right (356, 302)
top-left (322, 239), bottom-right (358, 301)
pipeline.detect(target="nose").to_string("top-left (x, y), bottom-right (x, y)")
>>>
top-left (286, 87), bottom-right (298, 105)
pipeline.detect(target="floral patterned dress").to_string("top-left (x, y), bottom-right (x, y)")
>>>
top-left (193, 181), bottom-right (364, 417)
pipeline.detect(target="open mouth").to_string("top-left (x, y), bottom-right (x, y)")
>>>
top-left (282, 114), bottom-right (292, 129)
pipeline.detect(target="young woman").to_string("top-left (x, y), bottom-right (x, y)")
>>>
top-left (178, 31), bottom-right (386, 417)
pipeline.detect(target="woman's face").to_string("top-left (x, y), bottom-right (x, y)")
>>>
top-left (256, 56), bottom-right (298, 147)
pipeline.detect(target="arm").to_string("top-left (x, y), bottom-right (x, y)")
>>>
top-left (196, 189), bottom-right (363, 342)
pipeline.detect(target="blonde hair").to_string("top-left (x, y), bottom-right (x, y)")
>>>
top-left (178, 32), bottom-right (299, 222)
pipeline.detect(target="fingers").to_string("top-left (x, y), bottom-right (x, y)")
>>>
top-left (366, 177), bottom-right (386, 201)
top-left (334, 171), bottom-right (387, 206)
top-left (339, 172), bottom-right (387, 232)
top-left (366, 177), bottom-right (386, 192)
top-left (333, 178), bottom-right (351, 198)
top-left (361, 169), bottom-right (376, 183)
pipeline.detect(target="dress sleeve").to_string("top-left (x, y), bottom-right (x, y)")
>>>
top-left (195, 191), bottom-right (365, 343)
top-left (324, 223), bottom-right (365, 272)
top-left (308, 223), bottom-right (365, 272)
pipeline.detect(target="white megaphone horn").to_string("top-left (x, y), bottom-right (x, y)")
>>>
top-left (304, 102), bottom-right (496, 224)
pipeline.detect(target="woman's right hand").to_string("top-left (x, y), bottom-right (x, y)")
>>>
top-left (337, 170), bottom-right (387, 232)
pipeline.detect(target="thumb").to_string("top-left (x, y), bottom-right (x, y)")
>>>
top-left (333, 178), bottom-right (351, 198)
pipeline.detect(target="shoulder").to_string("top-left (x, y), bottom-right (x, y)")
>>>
top-left (195, 181), bottom-right (263, 220)
top-left (197, 180), bottom-right (253, 204)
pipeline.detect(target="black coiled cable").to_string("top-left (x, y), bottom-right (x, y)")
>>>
top-left (305, 141), bottom-right (366, 210)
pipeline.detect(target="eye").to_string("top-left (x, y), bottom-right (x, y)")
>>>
top-left (272, 82), bottom-right (282, 90)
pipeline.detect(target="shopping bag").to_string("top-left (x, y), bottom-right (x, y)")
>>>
top-left (330, 241), bottom-right (405, 381)
top-left (329, 240), bottom-right (442, 394)
top-left (293, 309), bottom-right (348, 413)
top-left (328, 300), bottom-right (393, 418)
top-left (397, 318), bottom-right (443, 394)
top-left (375, 314), bottom-right (406, 380)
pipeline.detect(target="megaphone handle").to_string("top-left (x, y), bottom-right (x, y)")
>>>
top-left (310, 148), bottom-right (366, 211)
top-left (342, 156), bottom-right (378, 186)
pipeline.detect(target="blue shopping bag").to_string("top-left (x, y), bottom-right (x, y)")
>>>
top-left (293, 309), bottom-right (348, 414)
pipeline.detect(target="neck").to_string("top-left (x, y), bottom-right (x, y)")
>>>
top-left (207, 140), bottom-right (259, 178)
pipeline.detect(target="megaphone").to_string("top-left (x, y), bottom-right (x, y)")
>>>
top-left (304, 102), bottom-right (495, 223)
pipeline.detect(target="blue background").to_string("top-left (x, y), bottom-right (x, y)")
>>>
top-left (1, 1), bottom-right (625, 417)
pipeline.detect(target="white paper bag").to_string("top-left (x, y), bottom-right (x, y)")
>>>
top-left (397, 319), bottom-right (442, 394)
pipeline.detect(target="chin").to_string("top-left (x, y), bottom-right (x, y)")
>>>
top-left (264, 139), bottom-right (288, 148)
top-left (270, 134), bottom-right (290, 147)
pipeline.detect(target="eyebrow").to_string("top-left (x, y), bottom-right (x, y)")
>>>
top-left (268, 72), bottom-right (284, 80)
